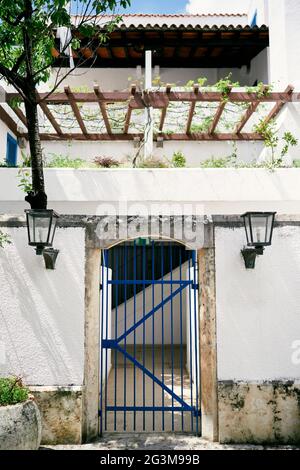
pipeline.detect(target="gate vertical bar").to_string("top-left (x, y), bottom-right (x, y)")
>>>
top-left (188, 251), bottom-right (194, 431)
top-left (170, 242), bottom-right (174, 431)
top-left (161, 243), bottom-right (165, 431)
top-left (104, 250), bottom-right (109, 431)
top-left (133, 240), bottom-right (137, 431)
top-left (152, 240), bottom-right (155, 431)
top-left (142, 241), bottom-right (146, 431)
top-left (100, 251), bottom-right (105, 435)
top-left (179, 248), bottom-right (184, 431)
top-left (114, 248), bottom-right (119, 431)
top-left (124, 244), bottom-right (127, 431)
top-left (193, 251), bottom-right (200, 435)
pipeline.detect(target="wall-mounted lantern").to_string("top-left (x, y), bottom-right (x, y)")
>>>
top-left (25, 209), bottom-right (59, 269)
top-left (241, 212), bottom-right (276, 269)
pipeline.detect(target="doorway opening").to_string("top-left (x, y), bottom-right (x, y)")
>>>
top-left (100, 239), bottom-right (200, 434)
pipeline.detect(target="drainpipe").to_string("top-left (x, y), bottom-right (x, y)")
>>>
top-left (144, 50), bottom-right (154, 160)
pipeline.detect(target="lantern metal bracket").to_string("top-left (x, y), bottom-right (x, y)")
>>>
top-left (43, 248), bottom-right (59, 270)
top-left (241, 246), bottom-right (264, 269)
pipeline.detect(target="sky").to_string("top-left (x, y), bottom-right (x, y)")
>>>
top-left (115, 0), bottom-right (250, 15)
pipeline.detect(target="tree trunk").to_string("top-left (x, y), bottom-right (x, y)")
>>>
top-left (24, 94), bottom-right (47, 209)
top-left (23, 0), bottom-right (47, 210)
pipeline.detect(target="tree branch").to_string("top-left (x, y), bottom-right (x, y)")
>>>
top-left (3, 11), bottom-right (26, 27)
top-left (11, 51), bottom-right (26, 74)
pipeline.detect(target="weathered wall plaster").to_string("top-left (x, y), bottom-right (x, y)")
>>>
top-left (215, 223), bottom-right (300, 443)
top-left (30, 386), bottom-right (83, 445)
top-left (218, 381), bottom-right (300, 444)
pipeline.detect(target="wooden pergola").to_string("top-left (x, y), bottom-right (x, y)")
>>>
top-left (0, 84), bottom-right (298, 142)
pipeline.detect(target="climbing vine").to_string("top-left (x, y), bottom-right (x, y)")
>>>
top-left (7, 76), bottom-right (298, 169)
top-left (254, 119), bottom-right (298, 164)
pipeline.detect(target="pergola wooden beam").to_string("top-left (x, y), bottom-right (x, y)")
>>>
top-left (264, 85), bottom-right (294, 123)
top-left (235, 86), bottom-right (268, 134)
top-left (0, 105), bottom-right (20, 136)
top-left (64, 86), bottom-right (88, 136)
top-left (235, 101), bottom-right (260, 134)
top-left (186, 84), bottom-right (199, 134)
top-left (39, 100), bottom-right (62, 135)
top-left (19, 132), bottom-right (263, 141)
top-left (6, 90), bottom-right (298, 104)
top-left (124, 85), bottom-right (136, 134)
top-left (159, 84), bottom-right (171, 132)
top-left (94, 86), bottom-right (112, 134)
top-left (3, 86), bottom-right (298, 142)
top-left (10, 106), bottom-right (27, 128)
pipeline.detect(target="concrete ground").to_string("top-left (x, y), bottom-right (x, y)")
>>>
top-left (41, 434), bottom-right (300, 450)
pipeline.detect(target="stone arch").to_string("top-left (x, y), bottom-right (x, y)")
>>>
top-left (82, 217), bottom-right (218, 442)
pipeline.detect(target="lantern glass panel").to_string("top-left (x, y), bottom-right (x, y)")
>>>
top-left (33, 215), bottom-right (51, 244)
top-left (265, 214), bottom-right (274, 244)
top-left (241, 212), bottom-right (276, 247)
top-left (49, 213), bottom-right (58, 245)
top-left (26, 210), bottom-right (59, 247)
top-left (244, 214), bottom-right (251, 244)
top-left (250, 214), bottom-right (268, 245)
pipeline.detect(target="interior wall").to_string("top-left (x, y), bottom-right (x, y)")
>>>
top-left (47, 67), bottom-right (250, 92)
top-left (110, 262), bottom-right (188, 345)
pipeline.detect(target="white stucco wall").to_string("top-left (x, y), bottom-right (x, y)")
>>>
top-left (1, 168), bottom-right (300, 216)
top-left (42, 139), bottom-right (264, 167)
top-left (215, 224), bottom-right (300, 381)
top-left (0, 227), bottom-right (85, 386)
top-left (267, 0), bottom-right (300, 158)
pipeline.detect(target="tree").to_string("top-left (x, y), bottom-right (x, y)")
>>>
top-left (0, 1), bottom-right (130, 209)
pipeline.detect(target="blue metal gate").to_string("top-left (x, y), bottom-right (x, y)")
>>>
top-left (100, 240), bottom-right (200, 434)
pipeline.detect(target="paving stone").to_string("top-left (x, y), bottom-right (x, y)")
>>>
top-left (40, 434), bottom-right (300, 450)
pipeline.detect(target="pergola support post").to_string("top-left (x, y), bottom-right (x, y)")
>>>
top-left (144, 50), bottom-right (154, 160)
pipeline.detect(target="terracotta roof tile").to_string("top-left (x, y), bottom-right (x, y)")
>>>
top-left (116, 14), bottom-right (247, 17)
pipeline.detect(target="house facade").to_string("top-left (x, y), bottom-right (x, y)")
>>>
top-left (0, 0), bottom-right (300, 445)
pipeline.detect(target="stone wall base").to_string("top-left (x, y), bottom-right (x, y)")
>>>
top-left (218, 380), bottom-right (300, 444)
top-left (30, 386), bottom-right (83, 445)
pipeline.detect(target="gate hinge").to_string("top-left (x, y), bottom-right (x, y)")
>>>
top-left (192, 283), bottom-right (199, 290)
top-left (193, 409), bottom-right (201, 417)
top-left (99, 283), bottom-right (103, 291)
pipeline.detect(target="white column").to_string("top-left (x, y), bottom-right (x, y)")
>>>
top-left (268, 0), bottom-right (300, 87)
top-left (267, 0), bottom-right (300, 163)
top-left (144, 50), bottom-right (154, 159)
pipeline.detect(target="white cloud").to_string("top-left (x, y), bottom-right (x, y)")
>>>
top-left (186, 0), bottom-right (251, 14)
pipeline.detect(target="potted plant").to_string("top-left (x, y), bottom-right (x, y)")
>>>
top-left (0, 377), bottom-right (42, 450)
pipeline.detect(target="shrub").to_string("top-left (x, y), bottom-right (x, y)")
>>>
top-left (172, 151), bottom-right (186, 168)
top-left (0, 377), bottom-right (29, 406)
top-left (45, 155), bottom-right (87, 168)
top-left (200, 157), bottom-right (232, 168)
top-left (94, 157), bottom-right (120, 168)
